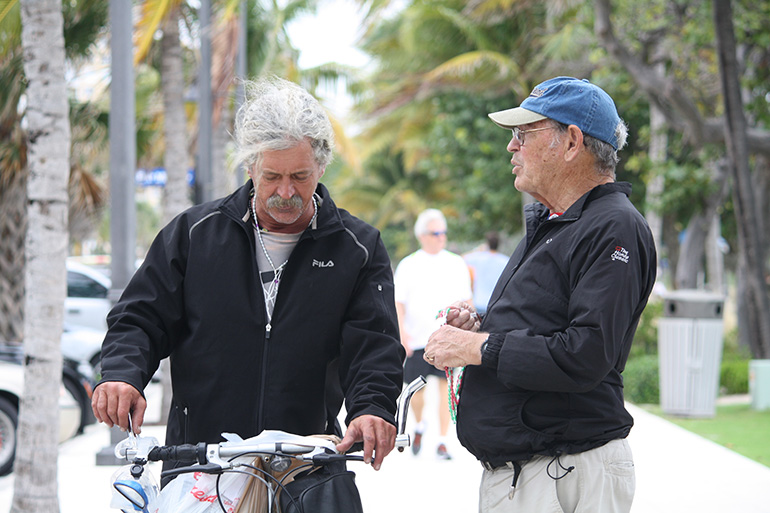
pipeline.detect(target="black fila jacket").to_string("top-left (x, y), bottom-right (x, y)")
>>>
top-left (457, 182), bottom-right (657, 466)
top-left (98, 182), bottom-right (404, 455)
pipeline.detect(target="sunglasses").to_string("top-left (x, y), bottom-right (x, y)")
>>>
top-left (428, 231), bottom-right (447, 237)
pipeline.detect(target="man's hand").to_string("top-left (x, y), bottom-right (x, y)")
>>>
top-left (445, 301), bottom-right (481, 332)
top-left (336, 414), bottom-right (396, 471)
top-left (425, 324), bottom-right (487, 369)
top-left (91, 381), bottom-right (147, 434)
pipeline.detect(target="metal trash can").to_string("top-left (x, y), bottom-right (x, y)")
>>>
top-left (749, 359), bottom-right (770, 411)
top-left (658, 290), bottom-right (725, 417)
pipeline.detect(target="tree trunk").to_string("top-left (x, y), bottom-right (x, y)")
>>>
top-left (675, 160), bottom-right (729, 290)
top-left (13, 1), bottom-right (70, 512)
top-left (159, 6), bottom-right (192, 424)
top-left (161, 7), bottom-right (192, 226)
top-left (0, 170), bottom-right (27, 341)
top-left (646, 102), bottom-right (666, 260)
top-left (713, 0), bottom-right (770, 359)
top-left (705, 215), bottom-right (725, 294)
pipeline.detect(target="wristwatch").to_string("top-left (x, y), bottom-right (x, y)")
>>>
top-left (480, 337), bottom-right (490, 359)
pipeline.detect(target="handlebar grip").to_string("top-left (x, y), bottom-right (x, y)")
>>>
top-left (311, 453), bottom-right (364, 465)
top-left (148, 443), bottom-right (207, 465)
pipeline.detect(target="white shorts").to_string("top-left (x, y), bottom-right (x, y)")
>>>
top-left (479, 439), bottom-right (635, 513)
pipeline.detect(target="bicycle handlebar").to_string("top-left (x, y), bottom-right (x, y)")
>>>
top-left (118, 376), bottom-right (427, 478)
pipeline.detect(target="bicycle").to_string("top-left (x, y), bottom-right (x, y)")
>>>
top-left (111, 375), bottom-right (427, 513)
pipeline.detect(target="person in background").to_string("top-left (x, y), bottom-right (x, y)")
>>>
top-left (424, 76), bottom-right (657, 512)
top-left (463, 231), bottom-right (509, 315)
top-left (394, 208), bottom-right (472, 460)
top-left (92, 76), bottom-right (405, 475)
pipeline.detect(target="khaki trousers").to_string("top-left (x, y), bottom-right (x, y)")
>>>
top-left (478, 439), bottom-right (635, 513)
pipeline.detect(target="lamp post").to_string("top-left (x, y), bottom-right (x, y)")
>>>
top-left (96, 0), bottom-right (137, 466)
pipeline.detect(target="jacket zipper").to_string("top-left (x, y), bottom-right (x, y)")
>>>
top-left (257, 330), bottom-right (269, 432)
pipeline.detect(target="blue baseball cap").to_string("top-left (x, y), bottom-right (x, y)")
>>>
top-left (488, 77), bottom-right (623, 149)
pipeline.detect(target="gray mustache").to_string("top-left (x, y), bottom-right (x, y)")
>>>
top-left (267, 195), bottom-right (303, 209)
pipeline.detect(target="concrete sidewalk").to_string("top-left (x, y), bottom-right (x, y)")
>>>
top-left (1, 380), bottom-right (769, 512)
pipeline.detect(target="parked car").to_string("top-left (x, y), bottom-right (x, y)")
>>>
top-left (65, 259), bottom-right (112, 331)
top-left (0, 359), bottom-right (83, 476)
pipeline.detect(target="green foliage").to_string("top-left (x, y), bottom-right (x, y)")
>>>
top-left (623, 355), bottom-right (660, 405)
top-left (720, 359), bottom-right (749, 395)
top-left (630, 298), bottom-right (663, 358)
top-left (417, 92), bottom-right (523, 242)
top-left (62, 0), bottom-right (109, 60)
top-left (720, 332), bottom-right (751, 395)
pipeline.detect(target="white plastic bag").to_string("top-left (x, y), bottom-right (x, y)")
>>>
top-left (146, 468), bottom-right (251, 513)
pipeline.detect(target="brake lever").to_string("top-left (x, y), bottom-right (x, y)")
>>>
top-left (160, 463), bottom-right (226, 479)
top-left (395, 376), bottom-right (427, 451)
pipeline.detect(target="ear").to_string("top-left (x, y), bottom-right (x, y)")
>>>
top-left (564, 125), bottom-right (584, 162)
top-left (319, 166), bottom-right (326, 178)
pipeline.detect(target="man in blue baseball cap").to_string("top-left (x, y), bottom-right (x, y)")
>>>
top-left (425, 77), bottom-right (657, 512)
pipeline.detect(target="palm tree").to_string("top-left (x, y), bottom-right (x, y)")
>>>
top-left (12, 1), bottom-right (70, 511)
top-left (338, 0), bottom-right (548, 240)
top-left (135, 0), bottom-right (193, 223)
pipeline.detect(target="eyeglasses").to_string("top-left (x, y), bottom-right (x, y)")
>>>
top-left (511, 126), bottom-right (555, 145)
top-left (428, 231), bottom-right (447, 237)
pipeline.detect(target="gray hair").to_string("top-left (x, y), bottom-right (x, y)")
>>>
top-left (234, 76), bottom-right (335, 171)
top-left (550, 120), bottom-right (628, 178)
top-left (414, 208), bottom-right (446, 239)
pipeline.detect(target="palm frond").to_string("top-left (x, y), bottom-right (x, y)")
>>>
top-left (0, 0), bottom-right (20, 58)
top-left (211, 12), bottom-right (239, 126)
top-left (134, 0), bottom-right (181, 65)
top-left (422, 50), bottom-right (524, 95)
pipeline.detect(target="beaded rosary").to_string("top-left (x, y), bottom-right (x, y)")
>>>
top-left (435, 307), bottom-right (464, 424)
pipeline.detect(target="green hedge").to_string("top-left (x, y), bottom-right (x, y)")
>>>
top-left (720, 359), bottom-right (749, 395)
top-left (623, 355), bottom-right (750, 404)
top-left (624, 355), bottom-right (660, 404)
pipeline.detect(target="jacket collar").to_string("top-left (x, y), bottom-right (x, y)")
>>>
top-left (527, 181), bottom-right (632, 224)
top-left (562, 181), bottom-right (631, 220)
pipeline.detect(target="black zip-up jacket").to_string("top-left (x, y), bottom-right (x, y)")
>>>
top-left (99, 182), bottom-right (404, 450)
top-left (457, 182), bottom-right (656, 467)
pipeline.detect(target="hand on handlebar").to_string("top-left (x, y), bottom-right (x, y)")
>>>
top-left (335, 414), bottom-right (396, 471)
top-left (92, 381), bottom-right (147, 434)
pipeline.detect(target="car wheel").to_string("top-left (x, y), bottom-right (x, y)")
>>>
top-left (0, 396), bottom-right (18, 476)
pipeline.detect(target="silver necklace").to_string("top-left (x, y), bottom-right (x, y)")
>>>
top-left (250, 193), bottom-right (318, 326)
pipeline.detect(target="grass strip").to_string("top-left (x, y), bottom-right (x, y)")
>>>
top-left (639, 403), bottom-right (770, 468)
